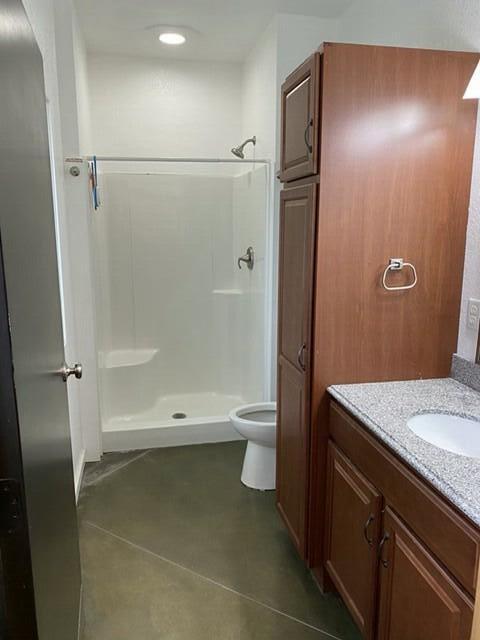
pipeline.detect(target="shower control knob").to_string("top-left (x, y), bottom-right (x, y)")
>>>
top-left (61, 363), bottom-right (83, 382)
top-left (238, 246), bottom-right (255, 270)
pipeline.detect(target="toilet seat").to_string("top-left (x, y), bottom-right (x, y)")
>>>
top-left (230, 402), bottom-right (276, 425)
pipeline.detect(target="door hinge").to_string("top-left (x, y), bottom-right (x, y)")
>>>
top-left (0, 479), bottom-right (22, 535)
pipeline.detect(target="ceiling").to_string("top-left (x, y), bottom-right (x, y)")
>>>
top-left (75, 0), bottom-right (354, 62)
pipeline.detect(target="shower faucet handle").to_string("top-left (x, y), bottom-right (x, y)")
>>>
top-left (238, 247), bottom-right (254, 270)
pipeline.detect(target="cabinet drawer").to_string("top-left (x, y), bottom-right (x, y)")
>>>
top-left (329, 400), bottom-right (480, 596)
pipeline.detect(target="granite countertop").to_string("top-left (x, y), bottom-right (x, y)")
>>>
top-left (328, 378), bottom-right (480, 527)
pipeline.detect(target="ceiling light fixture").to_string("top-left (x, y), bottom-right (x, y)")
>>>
top-left (464, 61), bottom-right (480, 99)
top-left (159, 32), bottom-right (186, 45)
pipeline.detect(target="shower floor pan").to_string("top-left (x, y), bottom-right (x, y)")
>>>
top-left (102, 392), bottom-right (245, 452)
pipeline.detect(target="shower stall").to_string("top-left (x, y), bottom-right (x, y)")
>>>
top-left (92, 158), bottom-right (271, 451)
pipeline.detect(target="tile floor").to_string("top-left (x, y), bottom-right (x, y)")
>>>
top-left (78, 441), bottom-right (361, 639)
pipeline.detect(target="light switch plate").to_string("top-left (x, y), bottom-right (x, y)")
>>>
top-left (467, 298), bottom-right (480, 330)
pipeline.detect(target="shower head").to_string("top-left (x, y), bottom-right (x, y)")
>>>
top-left (231, 136), bottom-right (256, 159)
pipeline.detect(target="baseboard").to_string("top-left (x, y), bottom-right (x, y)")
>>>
top-left (102, 418), bottom-right (243, 452)
top-left (74, 448), bottom-right (86, 503)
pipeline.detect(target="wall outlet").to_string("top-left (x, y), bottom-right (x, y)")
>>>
top-left (467, 298), bottom-right (480, 330)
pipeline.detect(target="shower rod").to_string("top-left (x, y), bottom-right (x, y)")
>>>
top-left (83, 156), bottom-right (271, 164)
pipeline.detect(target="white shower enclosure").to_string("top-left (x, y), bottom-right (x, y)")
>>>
top-left (92, 159), bottom-right (271, 451)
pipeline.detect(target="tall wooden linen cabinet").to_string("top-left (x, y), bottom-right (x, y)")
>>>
top-left (276, 43), bottom-right (479, 577)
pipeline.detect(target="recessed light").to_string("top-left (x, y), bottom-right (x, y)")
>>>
top-left (159, 32), bottom-right (186, 46)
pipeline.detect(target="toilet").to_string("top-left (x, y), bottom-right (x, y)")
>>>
top-left (228, 402), bottom-right (276, 490)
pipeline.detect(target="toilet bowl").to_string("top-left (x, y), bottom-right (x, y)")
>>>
top-left (228, 402), bottom-right (276, 490)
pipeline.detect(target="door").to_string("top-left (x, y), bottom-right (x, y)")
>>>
top-left (280, 53), bottom-right (321, 183)
top-left (324, 443), bottom-right (382, 639)
top-left (377, 508), bottom-right (473, 640)
top-left (276, 184), bottom-right (317, 557)
top-left (0, 1), bottom-right (82, 638)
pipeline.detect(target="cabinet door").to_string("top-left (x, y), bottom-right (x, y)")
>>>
top-left (324, 443), bottom-right (382, 639)
top-left (278, 184), bottom-right (317, 373)
top-left (276, 184), bottom-right (317, 558)
top-left (377, 508), bottom-right (473, 640)
top-left (276, 356), bottom-right (309, 556)
top-left (280, 53), bottom-right (321, 182)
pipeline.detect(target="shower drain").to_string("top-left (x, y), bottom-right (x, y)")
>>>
top-left (172, 412), bottom-right (187, 419)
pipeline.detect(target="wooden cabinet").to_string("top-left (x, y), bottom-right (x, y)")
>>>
top-left (275, 42), bottom-right (478, 576)
top-left (276, 358), bottom-right (309, 554)
top-left (277, 184), bottom-right (317, 371)
top-left (325, 401), bottom-right (477, 640)
top-left (324, 443), bottom-right (381, 639)
top-left (329, 401), bottom-right (480, 597)
top-left (377, 508), bottom-right (473, 640)
top-left (276, 183), bottom-right (317, 556)
top-left (280, 54), bottom-right (321, 183)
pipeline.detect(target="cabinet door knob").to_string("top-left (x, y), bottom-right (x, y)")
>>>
top-left (297, 343), bottom-right (307, 371)
top-left (304, 118), bottom-right (313, 154)
top-left (363, 514), bottom-right (375, 547)
top-left (378, 532), bottom-right (390, 568)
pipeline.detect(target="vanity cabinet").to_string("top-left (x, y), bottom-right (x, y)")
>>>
top-left (275, 42), bottom-right (479, 580)
top-left (276, 184), bottom-right (317, 555)
top-left (279, 53), bottom-right (321, 182)
top-left (325, 399), bottom-right (478, 640)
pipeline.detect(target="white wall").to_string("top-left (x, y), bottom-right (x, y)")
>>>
top-left (54, 0), bottom-right (102, 466)
top-left (241, 19), bottom-right (278, 161)
top-left (21, 0), bottom-right (90, 493)
top-left (336, 0), bottom-right (480, 361)
top-left (88, 54), bottom-right (243, 157)
top-left (458, 114), bottom-right (480, 360)
top-left (72, 9), bottom-right (92, 156)
top-left (340, 0), bottom-right (480, 51)
top-left (276, 14), bottom-right (338, 89)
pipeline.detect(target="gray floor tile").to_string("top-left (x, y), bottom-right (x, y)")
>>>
top-left (79, 442), bottom-right (360, 639)
top-left (81, 449), bottom-right (150, 489)
top-left (81, 523), bottom-right (335, 640)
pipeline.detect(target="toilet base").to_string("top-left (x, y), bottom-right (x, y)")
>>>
top-left (241, 441), bottom-right (276, 491)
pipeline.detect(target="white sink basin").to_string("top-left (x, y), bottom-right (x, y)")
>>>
top-left (407, 413), bottom-right (480, 458)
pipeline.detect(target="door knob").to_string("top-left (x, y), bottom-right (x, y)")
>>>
top-left (61, 363), bottom-right (83, 382)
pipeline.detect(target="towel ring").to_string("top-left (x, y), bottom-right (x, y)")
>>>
top-left (382, 258), bottom-right (417, 291)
